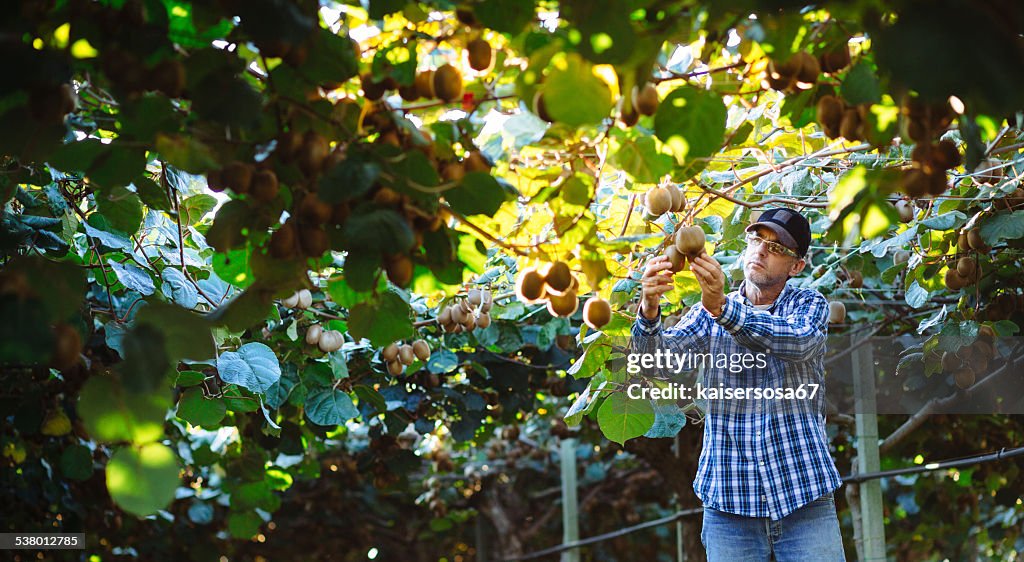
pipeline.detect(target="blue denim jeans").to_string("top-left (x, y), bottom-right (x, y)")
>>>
top-left (700, 492), bottom-right (846, 561)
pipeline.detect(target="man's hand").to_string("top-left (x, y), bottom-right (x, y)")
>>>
top-left (639, 255), bottom-right (674, 320)
top-left (689, 252), bottom-right (727, 317)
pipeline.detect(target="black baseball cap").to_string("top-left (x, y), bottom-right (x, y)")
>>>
top-left (745, 208), bottom-right (811, 257)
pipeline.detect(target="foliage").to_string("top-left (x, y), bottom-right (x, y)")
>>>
top-left (2, 0), bottom-right (1024, 560)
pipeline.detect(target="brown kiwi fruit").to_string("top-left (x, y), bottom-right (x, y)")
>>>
top-left (387, 360), bottom-right (405, 376)
top-left (895, 199), bottom-right (915, 223)
top-left (466, 38), bottom-right (493, 72)
top-left (899, 170), bottom-right (931, 198)
top-left (250, 170), bottom-right (279, 203)
top-left (816, 95), bottom-right (844, 138)
top-left (441, 161), bottom-right (466, 182)
top-left (953, 366), bottom-right (975, 389)
top-left (222, 161), bottom-right (253, 194)
top-left (385, 254), bottom-right (414, 287)
top-left (206, 169), bottom-right (225, 192)
top-left (828, 301), bottom-right (846, 324)
top-left (973, 158), bottom-right (1004, 185)
top-left (664, 245), bottom-right (686, 272)
top-left (941, 351), bottom-right (961, 371)
top-left (792, 51), bottom-right (820, 85)
top-left (819, 44), bottom-right (851, 73)
top-left (956, 256), bottom-right (977, 279)
top-left (50, 323), bottom-right (82, 371)
top-left (516, 267), bottom-right (545, 302)
top-left (674, 226), bottom-right (706, 257)
top-left (415, 70), bottom-right (436, 99)
top-left (433, 64), bottom-right (463, 102)
top-left (633, 82), bottom-right (659, 116)
top-left (398, 344), bottom-right (415, 365)
top-left (582, 297), bottom-right (611, 330)
top-left (944, 268), bottom-right (968, 291)
top-left (931, 139), bottom-right (961, 170)
top-left (546, 289), bottom-right (578, 317)
top-left (382, 343), bottom-right (400, 362)
top-left (839, 108), bottom-right (863, 141)
top-left (668, 185), bottom-right (685, 213)
top-left (412, 339), bottom-right (430, 361)
top-left (275, 131), bottom-right (303, 162)
top-left (543, 261), bottom-right (573, 294)
top-left (398, 84), bottom-right (420, 101)
top-left (299, 225), bottom-right (329, 258)
top-left (967, 228), bottom-right (989, 252)
top-left (298, 195), bottom-right (332, 225)
top-left (476, 311), bottom-right (491, 328)
top-left (464, 150), bottom-right (491, 172)
top-left (298, 131), bottom-right (329, 177)
top-left (269, 222), bottom-right (298, 259)
top-left (620, 108), bottom-right (639, 127)
top-left (361, 74), bottom-right (387, 101)
top-left (847, 269), bottom-right (863, 288)
top-left (645, 186), bottom-right (672, 216)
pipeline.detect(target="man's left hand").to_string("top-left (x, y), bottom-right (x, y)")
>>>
top-left (690, 252), bottom-right (726, 317)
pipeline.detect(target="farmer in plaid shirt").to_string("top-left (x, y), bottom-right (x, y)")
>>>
top-left (631, 208), bottom-right (846, 561)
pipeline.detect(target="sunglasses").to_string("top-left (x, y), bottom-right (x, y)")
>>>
top-left (745, 232), bottom-right (800, 258)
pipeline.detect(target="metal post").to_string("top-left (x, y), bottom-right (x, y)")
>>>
top-left (475, 512), bottom-right (488, 562)
top-left (560, 438), bottom-right (580, 562)
top-left (853, 341), bottom-right (886, 561)
top-left (673, 432), bottom-right (684, 562)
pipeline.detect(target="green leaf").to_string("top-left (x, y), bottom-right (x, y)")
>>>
top-left (326, 275), bottom-right (372, 308)
top-left (227, 511), bottom-right (263, 539)
top-left (840, 61), bottom-right (882, 105)
top-left (176, 387), bottom-right (226, 427)
top-left (155, 134), bottom-right (218, 174)
top-left (175, 370), bottom-right (206, 387)
top-left (135, 177), bottom-right (172, 211)
top-left (60, 444), bottom-right (93, 481)
top-left (304, 388), bottom-right (359, 426)
top-left (643, 400), bottom-right (687, 438)
top-left (906, 280), bottom-right (930, 309)
top-left (611, 136), bottom-right (673, 184)
top-left (77, 377), bottom-right (171, 444)
top-left (348, 291), bottom-right (414, 347)
top-left (474, 0), bottom-right (534, 34)
top-left (444, 172), bottom-right (505, 216)
top-left (979, 210), bottom-right (1024, 245)
top-left (107, 260), bottom-right (155, 295)
top-left (96, 185), bottom-right (143, 235)
top-left (654, 87), bottom-right (727, 164)
top-left (106, 443), bottom-right (180, 517)
top-left (566, 337), bottom-right (611, 379)
top-left (597, 391), bottom-right (655, 445)
top-left (918, 211), bottom-right (966, 231)
top-left (543, 54), bottom-right (613, 127)
top-left (217, 342), bottom-right (281, 394)
top-left (180, 194), bottom-right (218, 225)
top-left (565, 379), bottom-right (606, 426)
top-left (342, 207), bottom-right (414, 255)
top-left (161, 268), bottom-right (199, 309)
top-left (318, 158), bottom-right (380, 204)
top-left (136, 302), bottom-right (215, 361)
top-left (206, 200), bottom-right (252, 252)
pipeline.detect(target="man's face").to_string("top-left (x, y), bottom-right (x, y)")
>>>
top-left (743, 226), bottom-right (806, 287)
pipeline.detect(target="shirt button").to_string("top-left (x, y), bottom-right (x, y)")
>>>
top-left (761, 495), bottom-right (767, 501)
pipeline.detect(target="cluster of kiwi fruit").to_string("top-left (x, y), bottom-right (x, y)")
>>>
top-left (975, 158), bottom-right (1008, 187)
top-left (944, 255), bottom-right (980, 291)
top-left (978, 291), bottom-right (1024, 322)
top-left (764, 52), bottom-right (821, 93)
top-left (815, 95), bottom-right (871, 142)
top-left (663, 225), bottom-right (707, 273)
top-left (620, 82), bottom-right (660, 127)
top-left (900, 139), bottom-right (962, 198)
top-left (437, 288), bottom-right (494, 333)
top-left (28, 82), bottom-right (76, 125)
top-left (381, 339), bottom-right (431, 376)
top-left (941, 325), bottom-right (997, 389)
top-left (281, 288), bottom-right (313, 309)
top-left (304, 324), bottom-right (344, 353)
top-left (642, 184), bottom-right (686, 220)
top-left (515, 262), bottom-right (577, 314)
top-left (207, 160), bottom-right (281, 203)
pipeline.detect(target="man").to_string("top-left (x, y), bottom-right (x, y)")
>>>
top-left (630, 208), bottom-right (846, 561)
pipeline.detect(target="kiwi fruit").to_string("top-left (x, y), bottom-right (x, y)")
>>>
top-left (206, 169), bottom-right (225, 192)
top-left (633, 82), bottom-right (659, 116)
top-left (839, 108), bottom-right (863, 141)
top-left (620, 108), bottom-right (639, 127)
top-left (476, 312), bottom-right (491, 328)
top-left (464, 150), bottom-right (491, 172)
top-left (467, 289), bottom-right (482, 307)
top-left (251, 170), bottom-right (279, 203)
top-left (765, 59), bottom-right (796, 91)
top-left (953, 366), bottom-right (975, 389)
top-left (437, 306), bottom-right (452, 326)
top-left (441, 161), bottom-right (466, 182)
top-left (931, 139), bottom-right (961, 170)
top-left (385, 254), bottom-right (414, 287)
top-left (275, 131), bottom-right (303, 162)
top-left (433, 64), bottom-right (463, 102)
top-left (466, 38), bottom-right (493, 72)
top-left (546, 290), bottom-right (578, 317)
top-left (414, 70), bottom-right (436, 99)
top-left (941, 350), bottom-right (961, 371)
top-left (284, 46), bottom-right (308, 67)
top-left (361, 74), bottom-right (387, 101)
top-left (269, 222), bottom-right (298, 259)
top-left (974, 158), bottom-right (1004, 185)
top-left (382, 343), bottom-right (400, 362)
top-left (398, 344), bottom-right (415, 365)
top-left (899, 170), bottom-right (933, 198)
top-left (846, 269), bottom-right (863, 288)
top-left (222, 161), bottom-right (253, 194)
top-left (543, 261), bottom-right (573, 294)
top-left (398, 84), bottom-right (419, 101)
top-left (306, 324), bottom-right (324, 346)
top-left (893, 250), bottom-right (911, 265)
top-left (674, 226), bottom-right (706, 257)
top-left (979, 324), bottom-right (996, 341)
top-left (816, 95), bottom-right (844, 138)
top-left (944, 268), bottom-right (968, 291)
top-left (645, 186), bottom-right (672, 216)
top-left (50, 323), bottom-right (82, 371)
top-left (298, 131), bottom-right (329, 177)
top-left (387, 360), bottom-right (405, 376)
top-left (967, 228), bottom-right (989, 252)
top-left (895, 199), bottom-right (915, 223)
top-left (298, 195), bottom-right (332, 225)
top-left (818, 44), bottom-right (851, 73)
top-left (664, 245), bottom-right (686, 272)
top-left (532, 92), bottom-right (553, 122)
top-left (668, 185), bottom-right (685, 213)
top-left (957, 230), bottom-right (969, 249)
top-left (516, 267), bottom-right (545, 302)
top-left (792, 51), bottom-right (820, 84)
top-left (318, 330), bottom-right (344, 353)
top-left (956, 256), bottom-right (977, 279)
top-left (299, 225), bottom-right (329, 257)
top-left (582, 297), bottom-right (611, 330)
top-left (297, 289), bottom-right (312, 309)
top-left (828, 301), bottom-right (846, 324)
top-left (412, 339), bottom-right (431, 361)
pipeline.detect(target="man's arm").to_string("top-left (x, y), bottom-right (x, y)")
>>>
top-left (712, 290), bottom-right (828, 362)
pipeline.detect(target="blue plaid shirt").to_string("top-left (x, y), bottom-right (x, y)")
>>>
top-left (631, 280), bottom-right (843, 520)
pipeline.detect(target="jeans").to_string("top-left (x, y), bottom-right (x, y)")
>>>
top-left (700, 492), bottom-right (846, 561)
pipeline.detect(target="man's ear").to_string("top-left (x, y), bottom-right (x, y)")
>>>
top-left (788, 258), bottom-right (807, 277)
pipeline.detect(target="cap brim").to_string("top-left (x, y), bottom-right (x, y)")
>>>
top-left (745, 222), bottom-right (800, 254)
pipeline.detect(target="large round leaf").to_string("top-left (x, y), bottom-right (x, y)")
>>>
top-left (654, 87), bottom-right (727, 164)
top-left (597, 391), bottom-right (655, 445)
top-left (217, 342), bottom-right (281, 394)
top-left (304, 388), bottom-right (359, 426)
top-left (106, 443), bottom-right (180, 517)
top-left (78, 377), bottom-right (171, 444)
top-left (176, 387), bottom-right (226, 427)
top-left (543, 54), bottom-right (613, 127)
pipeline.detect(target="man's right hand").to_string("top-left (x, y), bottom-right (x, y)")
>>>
top-left (639, 254), bottom-right (675, 320)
